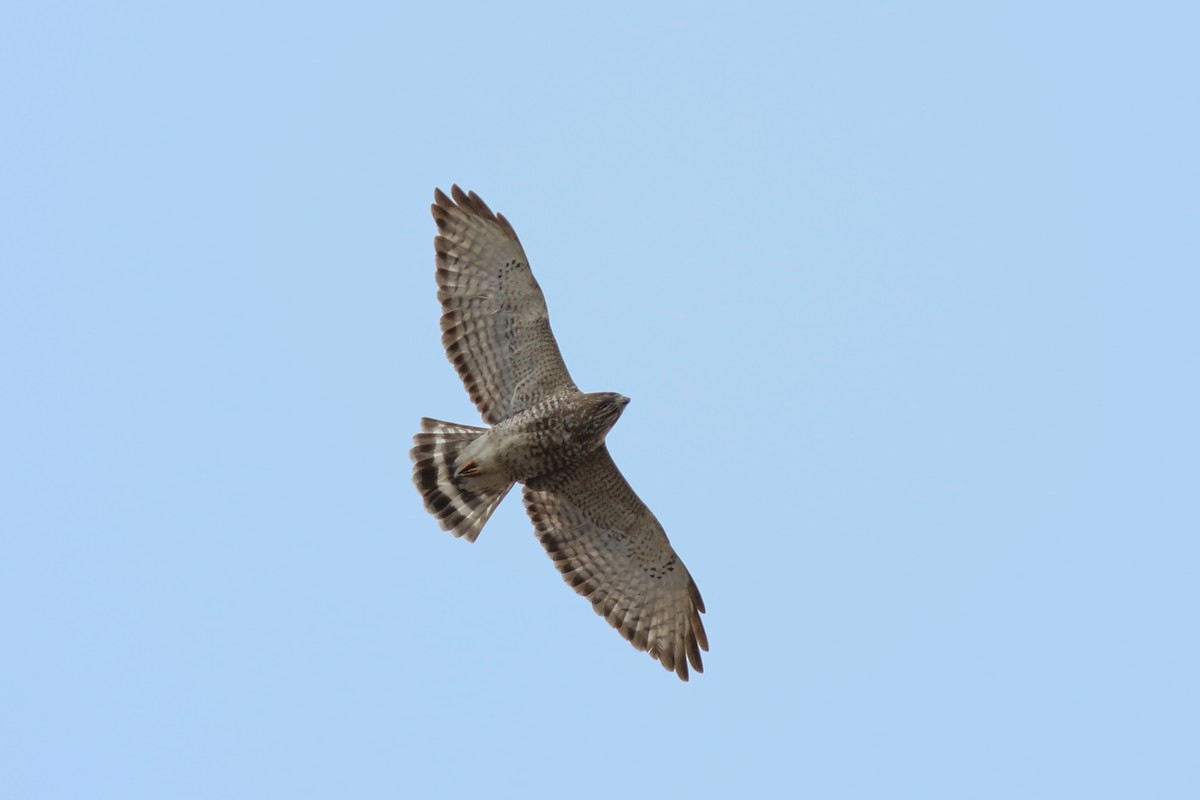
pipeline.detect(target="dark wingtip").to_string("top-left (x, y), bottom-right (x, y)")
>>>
top-left (431, 185), bottom-right (520, 243)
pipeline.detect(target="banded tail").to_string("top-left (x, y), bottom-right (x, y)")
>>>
top-left (410, 417), bottom-right (513, 542)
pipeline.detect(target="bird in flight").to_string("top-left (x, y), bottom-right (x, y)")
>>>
top-left (411, 186), bottom-right (708, 680)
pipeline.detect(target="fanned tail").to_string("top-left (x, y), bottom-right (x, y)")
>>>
top-left (410, 418), bottom-right (512, 542)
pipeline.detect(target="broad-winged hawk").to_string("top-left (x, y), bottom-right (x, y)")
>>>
top-left (411, 186), bottom-right (708, 680)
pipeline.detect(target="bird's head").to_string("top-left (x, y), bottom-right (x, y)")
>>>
top-left (586, 391), bottom-right (630, 433)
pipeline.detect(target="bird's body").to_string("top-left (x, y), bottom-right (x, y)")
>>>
top-left (411, 186), bottom-right (707, 680)
top-left (459, 392), bottom-right (628, 484)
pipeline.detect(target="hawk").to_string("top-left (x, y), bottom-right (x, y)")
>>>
top-left (410, 186), bottom-right (708, 680)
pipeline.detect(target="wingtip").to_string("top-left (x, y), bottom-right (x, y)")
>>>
top-left (431, 185), bottom-right (520, 243)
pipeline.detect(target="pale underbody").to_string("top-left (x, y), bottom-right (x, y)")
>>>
top-left (455, 391), bottom-right (630, 489)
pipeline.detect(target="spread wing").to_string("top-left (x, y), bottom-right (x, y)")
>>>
top-left (523, 447), bottom-right (708, 681)
top-left (431, 186), bottom-right (578, 425)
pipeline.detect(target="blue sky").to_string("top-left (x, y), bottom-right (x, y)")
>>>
top-left (3, 1), bottom-right (1198, 797)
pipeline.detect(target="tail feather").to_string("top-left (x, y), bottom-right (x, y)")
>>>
top-left (410, 417), bottom-right (512, 542)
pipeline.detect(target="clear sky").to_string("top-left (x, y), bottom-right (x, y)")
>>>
top-left (3, 2), bottom-right (1198, 798)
